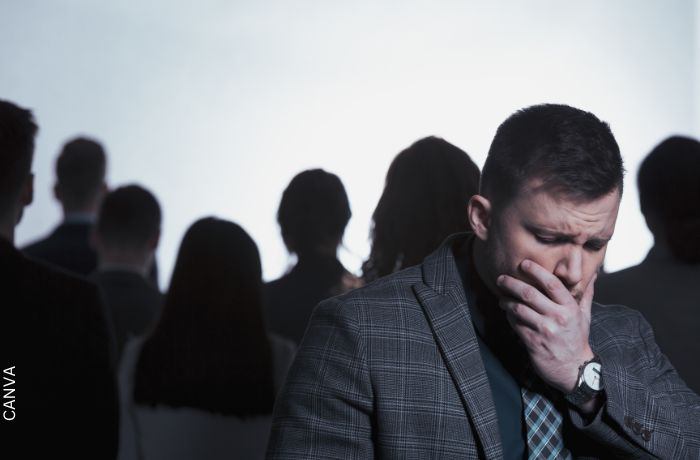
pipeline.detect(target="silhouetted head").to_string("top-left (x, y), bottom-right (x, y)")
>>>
top-left (0, 99), bottom-right (37, 237)
top-left (134, 217), bottom-right (274, 416)
top-left (277, 168), bottom-right (351, 258)
top-left (96, 185), bottom-right (161, 251)
top-left (168, 217), bottom-right (263, 305)
top-left (363, 136), bottom-right (480, 280)
top-left (94, 184), bottom-right (161, 272)
top-left (54, 137), bottom-right (107, 214)
top-left (638, 136), bottom-right (700, 264)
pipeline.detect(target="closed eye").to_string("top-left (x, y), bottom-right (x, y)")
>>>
top-left (535, 235), bottom-right (565, 245)
top-left (584, 241), bottom-right (607, 252)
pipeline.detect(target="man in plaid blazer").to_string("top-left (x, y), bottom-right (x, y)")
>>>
top-left (267, 104), bottom-right (700, 458)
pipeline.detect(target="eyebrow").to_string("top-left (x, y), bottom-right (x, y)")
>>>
top-left (525, 224), bottom-right (612, 245)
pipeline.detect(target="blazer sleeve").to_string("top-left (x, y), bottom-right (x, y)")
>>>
top-left (568, 308), bottom-right (700, 458)
top-left (266, 297), bottom-right (374, 459)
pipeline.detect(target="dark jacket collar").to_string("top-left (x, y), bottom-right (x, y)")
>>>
top-left (419, 232), bottom-right (472, 299)
top-left (413, 232), bottom-right (504, 458)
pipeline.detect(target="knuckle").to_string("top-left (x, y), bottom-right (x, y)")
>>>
top-left (510, 302), bottom-right (522, 315)
top-left (540, 323), bottom-right (556, 340)
top-left (522, 286), bottom-right (536, 302)
top-left (521, 328), bottom-right (534, 344)
top-left (553, 313), bottom-right (567, 327)
top-left (545, 278), bottom-right (560, 293)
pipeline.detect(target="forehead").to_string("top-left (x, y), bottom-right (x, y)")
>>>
top-left (504, 182), bottom-right (621, 237)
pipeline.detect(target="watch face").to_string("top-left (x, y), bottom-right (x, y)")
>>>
top-left (582, 362), bottom-right (603, 391)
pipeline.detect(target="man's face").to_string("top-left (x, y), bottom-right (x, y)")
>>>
top-left (477, 181), bottom-right (621, 302)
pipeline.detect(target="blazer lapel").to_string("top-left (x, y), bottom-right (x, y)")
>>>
top-left (414, 234), bottom-right (503, 458)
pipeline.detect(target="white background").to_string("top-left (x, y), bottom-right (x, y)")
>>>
top-left (2, 0), bottom-right (699, 287)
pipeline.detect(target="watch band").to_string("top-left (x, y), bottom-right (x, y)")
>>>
top-left (564, 355), bottom-right (603, 406)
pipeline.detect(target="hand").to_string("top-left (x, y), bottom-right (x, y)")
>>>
top-left (496, 259), bottom-right (596, 394)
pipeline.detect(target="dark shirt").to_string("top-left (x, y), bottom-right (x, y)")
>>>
top-left (454, 239), bottom-right (527, 460)
top-left (23, 221), bottom-right (160, 287)
top-left (23, 221), bottom-right (97, 275)
top-left (265, 255), bottom-right (350, 345)
top-left (92, 269), bottom-right (163, 361)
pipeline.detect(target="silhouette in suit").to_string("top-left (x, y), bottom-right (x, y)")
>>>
top-left (268, 105), bottom-right (700, 458)
top-left (265, 169), bottom-right (360, 345)
top-left (362, 136), bottom-right (480, 282)
top-left (596, 136), bottom-right (700, 393)
top-left (23, 136), bottom-right (107, 275)
top-left (23, 137), bottom-right (160, 285)
top-left (92, 184), bottom-right (163, 361)
top-left (0, 99), bottom-right (118, 458)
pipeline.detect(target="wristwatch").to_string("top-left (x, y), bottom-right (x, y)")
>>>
top-left (564, 355), bottom-right (603, 406)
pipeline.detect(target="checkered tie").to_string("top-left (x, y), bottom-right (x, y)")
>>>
top-left (521, 385), bottom-right (571, 460)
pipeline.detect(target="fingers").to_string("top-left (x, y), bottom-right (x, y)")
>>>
top-left (502, 302), bottom-right (546, 357)
top-left (496, 273), bottom-right (557, 316)
top-left (499, 296), bottom-right (541, 330)
top-left (518, 259), bottom-right (572, 305)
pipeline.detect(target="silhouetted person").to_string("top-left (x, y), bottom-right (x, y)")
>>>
top-left (362, 136), bottom-right (480, 282)
top-left (119, 218), bottom-right (295, 460)
top-left (23, 136), bottom-right (107, 274)
top-left (265, 169), bottom-right (359, 345)
top-left (596, 136), bottom-right (700, 393)
top-left (0, 99), bottom-right (118, 457)
top-left (93, 185), bottom-right (163, 362)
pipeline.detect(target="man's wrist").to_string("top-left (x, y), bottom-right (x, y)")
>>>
top-left (564, 354), bottom-right (604, 408)
top-left (562, 348), bottom-right (596, 394)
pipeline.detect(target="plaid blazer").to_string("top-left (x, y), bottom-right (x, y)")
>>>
top-left (267, 234), bottom-right (700, 459)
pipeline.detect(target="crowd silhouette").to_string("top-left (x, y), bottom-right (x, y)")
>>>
top-left (2, 97), bottom-right (699, 459)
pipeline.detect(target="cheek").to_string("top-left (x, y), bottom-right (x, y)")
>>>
top-left (583, 253), bottom-right (605, 279)
top-left (493, 239), bottom-right (539, 275)
top-left (501, 234), bottom-right (551, 271)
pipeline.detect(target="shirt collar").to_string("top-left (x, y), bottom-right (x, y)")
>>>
top-left (63, 213), bottom-right (96, 225)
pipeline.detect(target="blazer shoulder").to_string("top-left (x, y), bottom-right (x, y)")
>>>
top-left (21, 234), bottom-right (52, 256)
top-left (307, 265), bottom-right (425, 336)
top-left (591, 301), bottom-right (645, 323)
top-left (332, 265), bottom-right (423, 305)
top-left (25, 255), bottom-right (96, 290)
top-left (17, 255), bottom-right (103, 323)
top-left (590, 302), bottom-right (656, 351)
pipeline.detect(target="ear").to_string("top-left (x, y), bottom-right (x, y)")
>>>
top-left (468, 194), bottom-right (492, 241)
top-left (20, 173), bottom-right (34, 207)
top-left (148, 229), bottom-right (161, 251)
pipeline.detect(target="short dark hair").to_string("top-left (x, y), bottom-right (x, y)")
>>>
top-left (277, 169), bottom-right (351, 256)
top-left (481, 104), bottom-right (624, 208)
top-left (0, 99), bottom-right (37, 216)
top-left (56, 137), bottom-right (106, 207)
top-left (638, 136), bottom-right (700, 264)
top-left (363, 136), bottom-right (480, 280)
top-left (96, 185), bottom-right (161, 249)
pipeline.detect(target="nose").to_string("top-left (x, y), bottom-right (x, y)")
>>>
top-left (553, 246), bottom-right (583, 289)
